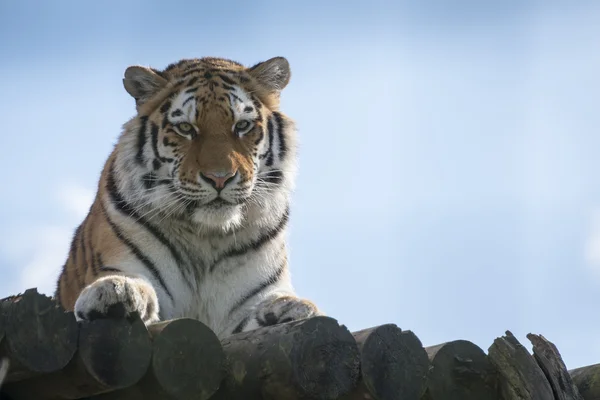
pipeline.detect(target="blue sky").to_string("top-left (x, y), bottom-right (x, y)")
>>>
top-left (1, 1), bottom-right (599, 369)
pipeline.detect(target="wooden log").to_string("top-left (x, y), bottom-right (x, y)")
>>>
top-left (3, 315), bottom-right (152, 399)
top-left (0, 288), bottom-right (78, 383)
top-left (487, 330), bottom-right (553, 400)
top-left (0, 359), bottom-right (8, 389)
top-left (341, 325), bottom-right (428, 400)
top-left (88, 318), bottom-right (226, 400)
top-left (0, 305), bottom-right (5, 389)
top-left (570, 363), bottom-right (600, 400)
top-left (421, 339), bottom-right (498, 400)
top-left (211, 316), bottom-right (361, 400)
top-left (0, 303), bottom-right (4, 345)
top-left (527, 333), bottom-right (584, 400)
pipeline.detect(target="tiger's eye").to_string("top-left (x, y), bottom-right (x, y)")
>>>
top-left (235, 120), bottom-right (250, 131)
top-left (177, 122), bottom-right (193, 132)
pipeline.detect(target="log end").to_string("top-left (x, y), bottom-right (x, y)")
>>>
top-left (3, 288), bottom-right (78, 377)
top-left (78, 314), bottom-right (152, 389)
top-left (150, 318), bottom-right (225, 400)
top-left (359, 326), bottom-right (429, 400)
top-left (288, 316), bottom-right (361, 399)
top-left (426, 339), bottom-right (497, 400)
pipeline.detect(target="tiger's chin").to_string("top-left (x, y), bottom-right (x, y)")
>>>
top-left (190, 201), bottom-right (244, 232)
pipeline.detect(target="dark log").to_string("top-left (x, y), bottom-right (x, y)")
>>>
top-left (0, 359), bottom-right (7, 388)
top-left (0, 288), bottom-right (78, 383)
top-left (421, 339), bottom-right (497, 400)
top-left (0, 304), bottom-right (5, 388)
top-left (341, 325), bottom-right (428, 400)
top-left (88, 318), bottom-right (225, 400)
top-left (3, 315), bottom-right (152, 399)
top-left (569, 363), bottom-right (600, 400)
top-left (487, 330), bottom-right (553, 400)
top-left (212, 316), bottom-right (361, 400)
top-left (0, 303), bottom-right (4, 344)
top-left (527, 333), bottom-right (584, 400)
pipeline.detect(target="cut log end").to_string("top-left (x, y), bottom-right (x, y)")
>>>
top-left (1, 288), bottom-right (77, 382)
top-left (346, 324), bottom-right (428, 400)
top-left (289, 316), bottom-right (361, 399)
top-left (424, 339), bottom-right (498, 400)
top-left (79, 315), bottom-right (152, 389)
top-left (149, 318), bottom-right (225, 400)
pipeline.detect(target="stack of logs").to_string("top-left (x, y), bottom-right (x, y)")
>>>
top-left (0, 289), bottom-right (599, 400)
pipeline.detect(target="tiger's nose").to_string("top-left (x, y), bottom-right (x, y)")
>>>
top-left (200, 170), bottom-right (237, 190)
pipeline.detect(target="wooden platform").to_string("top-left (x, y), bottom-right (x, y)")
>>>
top-left (0, 288), bottom-right (596, 400)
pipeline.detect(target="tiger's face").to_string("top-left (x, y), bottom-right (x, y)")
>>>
top-left (154, 74), bottom-right (264, 226)
top-left (118, 57), bottom-right (294, 230)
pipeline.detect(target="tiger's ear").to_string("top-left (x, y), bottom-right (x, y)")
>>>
top-left (123, 66), bottom-right (168, 106)
top-left (248, 57), bottom-right (291, 94)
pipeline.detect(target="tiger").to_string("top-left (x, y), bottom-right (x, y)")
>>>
top-left (54, 56), bottom-right (321, 337)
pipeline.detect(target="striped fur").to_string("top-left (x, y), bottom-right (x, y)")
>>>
top-left (54, 56), bottom-right (321, 337)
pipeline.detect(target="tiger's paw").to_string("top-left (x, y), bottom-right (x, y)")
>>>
top-left (255, 296), bottom-right (322, 327)
top-left (74, 275), bottom-right (159, 324)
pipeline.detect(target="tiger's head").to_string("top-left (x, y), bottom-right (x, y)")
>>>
top-left (113, 57), bottom-right (296, 231)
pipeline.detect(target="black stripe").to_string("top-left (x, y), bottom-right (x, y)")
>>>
top-left (232, 316), bottom-right (249, 334)
top-left (229, 257), bottom-right (286, 318)
top-left (100, 200), bottom-right (174, 301)
top-left (187, 77), bottom-right (199, 86)
top-left (273, 112), bottom-right (287, 161)
top-left (251, 96), bottom-right (263, 121)
top-left (182, 96), bottom-right (195, 107)
top-left (79, 225), bottom-right (88, 276)
top-left (261, 170), bottom-right (283, 185)
top-left (159, 100), bottom-right (172, 114)
top-left (150, 121), bottom-right (173, 163)
top-left (221, 83), bottom-right (234, 91)
top-left (96, 253), bottom-right (121, 273)
top-left (209, 207), bottom-right (289, 273)
top-left (261, 117), bottom-right (275, 166)
top-left (135, 116), bottom-right (148, 166)
top-left (185, 86), bottom-right (199, 94)
top-left (69, 224), bottom-right (81, 265)
top-left (142, 172), bottom-right (158, 189)
top-left (267, 114), bottom-right (279, 166)
top-left (99, 266), bottom-right (122, 273)
top-left (218, 74), bottom-right (236, 85)
top-left (106, 164), bottom-right (187, 272)
top-left (90, 249), bottom-right (98, 276)
top-left (182, 67), bottom-right (203, 77)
